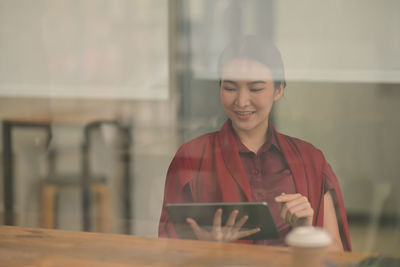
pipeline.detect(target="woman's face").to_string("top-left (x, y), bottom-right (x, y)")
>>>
top-left (220, 58), bottom-right (283, 136)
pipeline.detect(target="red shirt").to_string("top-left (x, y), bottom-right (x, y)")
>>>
top-left (231, 122), bottom-right (334, 246)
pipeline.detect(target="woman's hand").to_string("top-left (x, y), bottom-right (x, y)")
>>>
top-left (275, 193), bottom-right (314, 227)
top-left (186, 208), bottom-right (260, 242)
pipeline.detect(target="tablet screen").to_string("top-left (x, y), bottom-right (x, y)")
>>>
top-left (166, 202), bottom-right (279, 240)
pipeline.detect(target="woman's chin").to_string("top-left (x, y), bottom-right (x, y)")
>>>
top-left (232, 121), bottom-right (256, 133)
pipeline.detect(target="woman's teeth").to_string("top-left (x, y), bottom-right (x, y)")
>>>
top-left (236, 111), bottom-right (253, 115)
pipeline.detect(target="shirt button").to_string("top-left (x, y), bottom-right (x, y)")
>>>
top-left (253, 169), bottom-right (259, 175)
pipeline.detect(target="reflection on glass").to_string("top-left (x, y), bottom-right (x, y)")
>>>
top-left (0, 0), bottom-right (399, 259)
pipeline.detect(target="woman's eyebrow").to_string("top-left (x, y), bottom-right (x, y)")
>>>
top-left (222, 80), bottom-right (266, 86)
top-left (248, 81), bottom-right (266, 85)
top-left (222, 79), bottom-right (237, 85)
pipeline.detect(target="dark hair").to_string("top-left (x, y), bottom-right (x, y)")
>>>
top-left (218, 35), bottom-right (286, 89)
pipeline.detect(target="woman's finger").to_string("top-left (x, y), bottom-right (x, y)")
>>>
top-left (236, 227), bottom-right (261, 240)
top-left (284, 195), bottom-right (310, 210)
top-left (286, 200), bottom-right (312, 215)
top-left (277, 193), bottom-right (312, 225)
top-left (186, 218), bottom-right (209, 240)
top-left (276, 193), bottom-right (303, 217)
top-left (284, 201), bottom-right (314, 226)
top-left (275, 193), bottom-right (302, 203)
top-left (234, 215), bottom-right (248, 230)
top-left (212, 209), bottom-right (223, 231)
top-left (285, 207), bottom-right (294, 225)
top-left (280, 203), bottom-right (289, 223)
top-left (291, 208), bottom-right (314, 226)
top-left (294, 208), bottom-right (314, 218)
top-left (225, 210), bottom-right (239, 228)
top-left (211, 209), bottom-right (224, 241)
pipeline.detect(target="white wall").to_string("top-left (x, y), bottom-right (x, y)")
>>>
top-left (0, 0), bottom-right (168, 99)
top-left (275, 0), bottom-right (400, 83)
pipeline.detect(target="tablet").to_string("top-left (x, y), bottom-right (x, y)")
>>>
top-left (166, 202), bottom-right (279, 240)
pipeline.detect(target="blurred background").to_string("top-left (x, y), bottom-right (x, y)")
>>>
top-left (0, 0), bottom-right (399, 257)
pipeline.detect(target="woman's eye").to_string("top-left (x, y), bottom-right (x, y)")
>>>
top-left (223, 87), bottom-right (235, 91)
top-left (250, 88), bottom-right (263, 92)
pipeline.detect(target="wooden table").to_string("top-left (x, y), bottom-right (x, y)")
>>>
top-left (0, 226), bottom-right (370, 266)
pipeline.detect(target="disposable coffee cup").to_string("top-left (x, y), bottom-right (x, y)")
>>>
top-left (285, 226), bottom-right (332, 267)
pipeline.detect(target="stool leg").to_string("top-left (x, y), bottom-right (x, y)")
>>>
top-left (41, 184), bottom-right (58, 228)
top-left (91, 184), bottom-right (112, 233)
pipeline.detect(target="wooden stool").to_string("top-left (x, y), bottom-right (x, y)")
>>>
top-left (41, 175), bottom-right (112, 232)
top-left (39, 119), bottom-right (129, 233)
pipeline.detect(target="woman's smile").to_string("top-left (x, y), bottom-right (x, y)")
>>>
top-left (235, 110), bottom-right (256, 120)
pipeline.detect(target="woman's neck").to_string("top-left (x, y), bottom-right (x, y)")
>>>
top-left (232, 123), bottom-right (269, 153)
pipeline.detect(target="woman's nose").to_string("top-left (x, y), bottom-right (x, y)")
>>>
top-left (235, 90), bottom-right (250, 107)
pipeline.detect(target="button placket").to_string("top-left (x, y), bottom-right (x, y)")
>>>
top-left (253, 153), bottom-right (262, 177)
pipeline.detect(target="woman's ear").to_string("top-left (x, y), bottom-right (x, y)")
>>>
top-left (273, 82), bottom-right (284, 102)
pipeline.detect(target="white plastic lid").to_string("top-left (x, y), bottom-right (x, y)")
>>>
top-left (285, 226), bottom-right (332, 248)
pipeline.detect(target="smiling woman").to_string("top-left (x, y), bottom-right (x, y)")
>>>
top-left (158, 36), bottom-right (351, 252)
top-left (220, 58), bottom-right (283, 153)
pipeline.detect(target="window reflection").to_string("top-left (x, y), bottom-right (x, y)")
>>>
top-left (0, 0), bottom-right (399, 258)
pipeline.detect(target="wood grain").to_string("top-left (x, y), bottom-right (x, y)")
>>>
top-left (0, 226), bottom-right (369, 266)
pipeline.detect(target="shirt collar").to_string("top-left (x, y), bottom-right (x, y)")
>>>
top-left (228, 120), bottom-right (280, 154)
